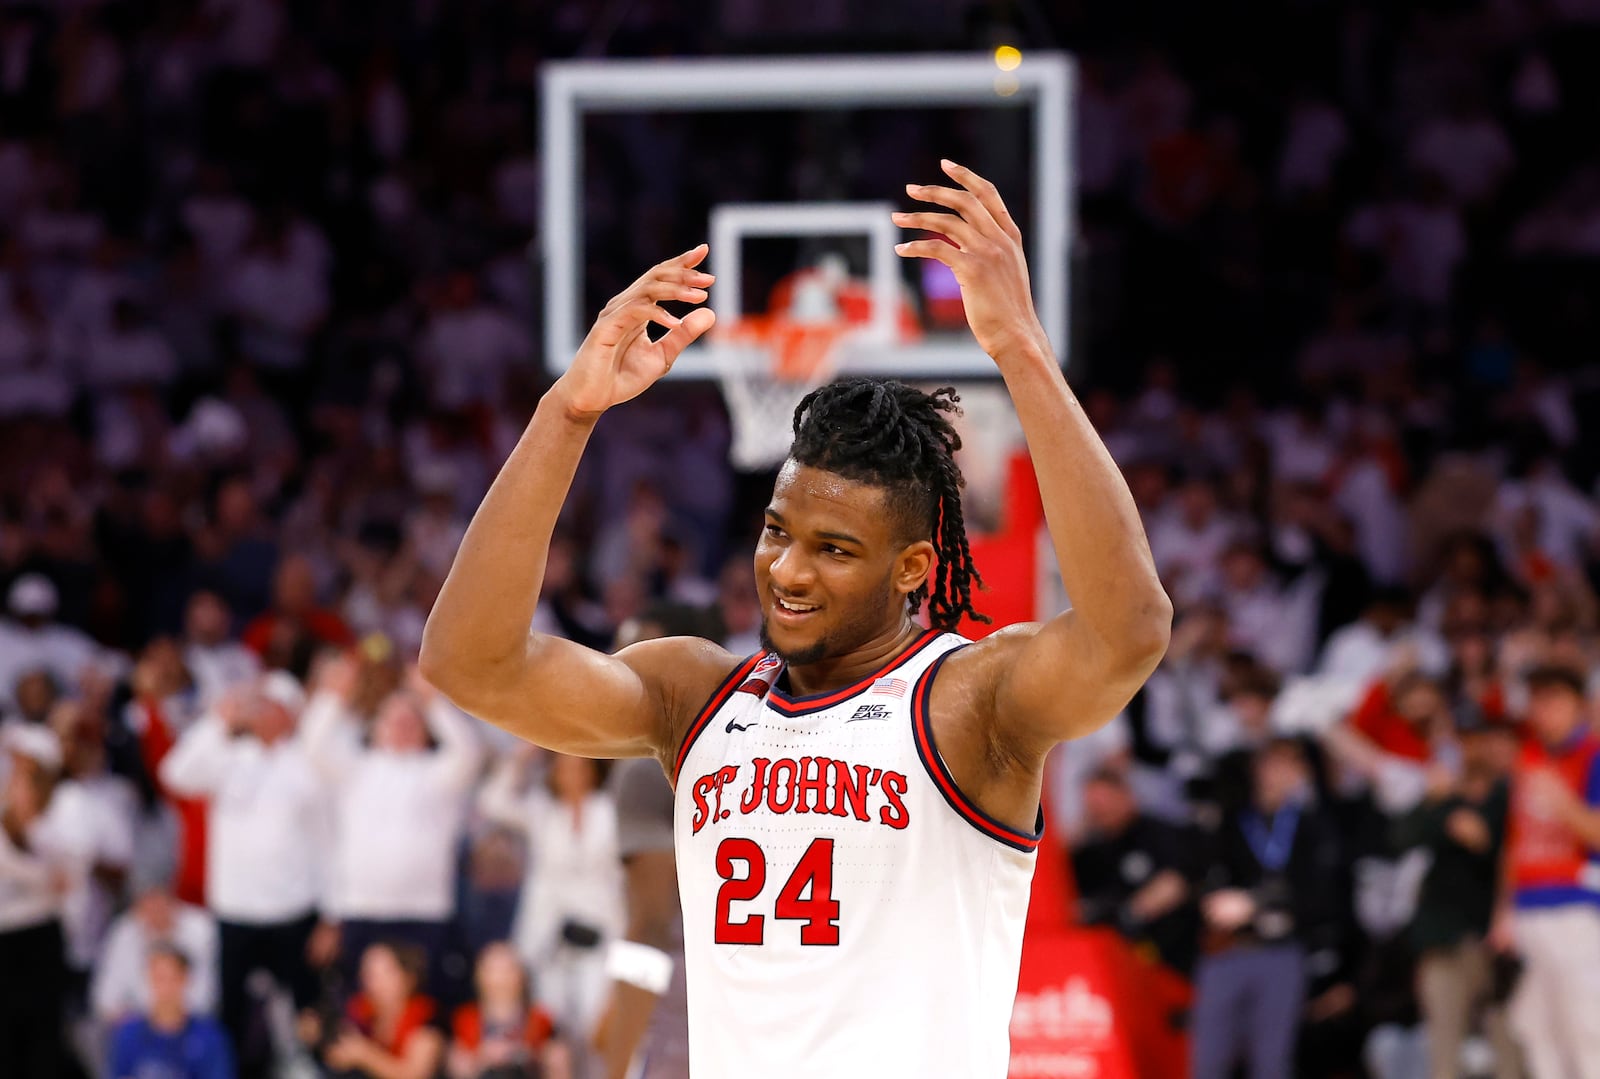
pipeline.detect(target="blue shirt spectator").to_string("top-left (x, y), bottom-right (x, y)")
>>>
top-left (108, 945), bottom-right (234, 1079)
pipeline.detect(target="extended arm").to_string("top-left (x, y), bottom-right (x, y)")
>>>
top-left (599, 848), bottom-right (680, 1079)
top-left (895, 161), bottom-right (1171, 760)
top-left (419, 248), bottom-right (730, 761)
top-left (156, 714), bottom-right (236, 797)
top-left (476, 751), bottom-right (536, 832)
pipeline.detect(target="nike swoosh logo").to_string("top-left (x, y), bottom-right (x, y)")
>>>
top-left (726, 719), bottom-right (759, 733)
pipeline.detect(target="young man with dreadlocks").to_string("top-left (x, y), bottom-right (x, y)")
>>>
top-left (421, 161), bottom-right (1172, 1079)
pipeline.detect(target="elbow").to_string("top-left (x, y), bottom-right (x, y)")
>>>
top-left (1121, 589), bottom-right (1173, 671)
top-left (416, 626), bottom-right (460, 694)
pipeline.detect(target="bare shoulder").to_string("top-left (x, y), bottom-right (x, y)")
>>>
top-left (923, 624), bottom-right (1049, 836)
top-left (934, 622), bottom-right (1044, 700)
top-left (922, 624), bottom-right (1043, 770)
top-left (615, 634), bottom-right (746, 764)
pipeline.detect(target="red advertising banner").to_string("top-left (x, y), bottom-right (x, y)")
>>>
top-left (1010, 930), bottom-right (1190, 1079)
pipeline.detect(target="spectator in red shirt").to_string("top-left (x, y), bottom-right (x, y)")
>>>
top-left (241, 554), bottom-right (354, 668)
top-left (448, 942), bottom-right (569, 1079)
top-left (304, 940), bottom-right (443, 1079)
top-left (1327, 671), bottom-right (1457, 815)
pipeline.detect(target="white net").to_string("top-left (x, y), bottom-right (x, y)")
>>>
top-left (711, 331), bottom-right (843, 471)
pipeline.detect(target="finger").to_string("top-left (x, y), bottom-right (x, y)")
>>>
top-left (906, 181), bottom-right (997, 237)
top-left (655, 307), bottom-right (717, 364)
top-left (621, 265), bottom-right (715, 303)
top-left (637, 279), bottom-right (711, 304)
top-left (672, 242), bottom-right (710, 269)
top-left (603, 297), bottom-right (684, 335)
top-left (941, 159), bottom-right (1023, 241)
top-left (893, 239), bottom-right (960, 266)
top-left (603, 291), bottom-right (687, 325)
top-left (891, 211), bottom-right (979, 250)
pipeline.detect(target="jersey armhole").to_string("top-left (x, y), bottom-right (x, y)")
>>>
top-left (671, 653), bottom-right (764, 786)
top-left (910, 647), bottom-right (1044, 854)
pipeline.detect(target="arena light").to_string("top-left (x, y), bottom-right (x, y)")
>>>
top-left (994, 45), bottom-right (1023, 72)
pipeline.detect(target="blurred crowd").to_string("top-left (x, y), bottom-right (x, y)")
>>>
top-left (2, 1), bottom-right (1600, 1079)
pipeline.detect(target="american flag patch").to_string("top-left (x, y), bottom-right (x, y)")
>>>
top-left (871, 676), bottom-right (909, 698)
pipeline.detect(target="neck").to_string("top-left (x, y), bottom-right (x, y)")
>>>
top-left (372, 995), bottom-right (407, 1021)
top-left (783, 620), bottom-right (924, 698)
top-left (482, 993), bottom-right (521, 1017)
top-left (150, 1002), bottom-right (186, 1032)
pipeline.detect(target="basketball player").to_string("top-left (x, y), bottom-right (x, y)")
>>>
top-left (421, 160), bottom-right (1173, 1078)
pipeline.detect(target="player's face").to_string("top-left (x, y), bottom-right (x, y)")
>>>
top-left (755, 462), bottom-right (932, 666)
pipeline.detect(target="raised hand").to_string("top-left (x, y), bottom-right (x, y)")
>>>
top-left (555, 245), bottom-right (717, 419)
top-left (893, 160), bottom-right (1048, 362)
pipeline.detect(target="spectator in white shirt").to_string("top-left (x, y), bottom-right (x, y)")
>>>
top-left (302, 656), bottom-right (482, 1000)
top-left (182, 590), bottom-right (260, 711)
top-left (1219, 542), bottom-right (1322, 676)
top-left (1148, 474), bottom-right (1236, 608)
top-left (0, 721), bottom-right (93, 1079)
top-left (50, 698), bottom-right (139, 977)
top-left (225, 215), bottom-right (330, 371)
top-left (478, 747), bottom-right (623, 1041)
top-left (1407, 102), bottom-right (1514, 208)
top-left (415, 273), bottom-right (532, 413)
top-left (158, 671), bottom-right (332, 1079)
top-left (80, 298), bottom-right (178, 393)
top-left (0, 574), bottom-right (101, 713)
top-left (91, 882), bottom-right (219, 1026)
top-left (6, 666), bottom-right (60, 727)
top-left (1317, 588), bottom-right (1450, 693)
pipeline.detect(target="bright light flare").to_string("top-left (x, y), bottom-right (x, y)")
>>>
top-left (994, 45), bottom-right (1023, 72)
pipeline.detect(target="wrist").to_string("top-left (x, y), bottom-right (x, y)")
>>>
top-left (545, 378), bottom-right (606, 427)
top-left (984, 327), bottom-right (1055, 372)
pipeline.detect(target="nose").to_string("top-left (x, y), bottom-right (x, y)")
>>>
top-left (767, 544), bottom-right (815, 595)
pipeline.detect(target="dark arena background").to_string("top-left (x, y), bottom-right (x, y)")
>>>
top-left (3, 1), bottom-right (1600, 1078)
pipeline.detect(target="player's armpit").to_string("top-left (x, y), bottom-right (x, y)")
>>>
top-left (428, 634), bottom-right (738, 762)
top-left (945, 611), bottom-right (1167, 765)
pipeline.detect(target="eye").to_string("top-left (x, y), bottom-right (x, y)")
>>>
top-left (763, 523), bottom-right (785, 539)
top-left (821, 544), bottom-right (849, 557)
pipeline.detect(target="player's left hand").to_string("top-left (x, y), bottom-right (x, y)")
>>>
top-left (893, 159), bottom-right (1049, 361)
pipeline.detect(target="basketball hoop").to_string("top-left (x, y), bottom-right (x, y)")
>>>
top-left (712, 315), bottom-right (849, 471)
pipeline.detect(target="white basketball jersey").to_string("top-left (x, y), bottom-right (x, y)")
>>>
top-left (672, 630), bottom-right (1041, 1079)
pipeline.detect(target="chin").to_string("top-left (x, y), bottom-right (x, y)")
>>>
top-left (759, 619), bottom-right (828, 666)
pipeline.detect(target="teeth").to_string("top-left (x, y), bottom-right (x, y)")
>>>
top-left (777, 598), bottom-right (817, 613)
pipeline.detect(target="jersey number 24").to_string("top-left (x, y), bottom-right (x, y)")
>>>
top-left (714, 837), bottom-right (840, 946)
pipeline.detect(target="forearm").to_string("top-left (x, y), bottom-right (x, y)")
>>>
top-left (424, 698), bottom-right (484, 791)
top-left (995, 347), bottom-right (1170, 646)
top-left (475, 760), bottom-right (530, 830)
top-left (157, 717), bottom-right (231, 795)
top-left (421, 386), bottom-right (596, 684)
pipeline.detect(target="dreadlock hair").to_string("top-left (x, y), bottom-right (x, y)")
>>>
top-left (788, 377), bottom-right (988, 631)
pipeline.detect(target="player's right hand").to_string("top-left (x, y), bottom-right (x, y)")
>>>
top-left (555, 245), bottom-right (716, 419)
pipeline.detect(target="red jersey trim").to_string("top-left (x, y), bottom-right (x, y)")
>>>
top-left (672, 653), bottom-right (765, 784)
top-left (910, 648), bottom-right (1044, 854)
top-left (764, 628), bottom-right (943, 717)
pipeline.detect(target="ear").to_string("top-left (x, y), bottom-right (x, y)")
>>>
top-left (893, 540), bottom-right (936, 598)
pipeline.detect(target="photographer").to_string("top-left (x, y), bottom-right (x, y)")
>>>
top-left (1192, 738), bottom-right (1346, 1079)
top-left (1070, 765), bottom-right (1199, 974)
top-left (1393, 713), bottom-right (1522, 1079)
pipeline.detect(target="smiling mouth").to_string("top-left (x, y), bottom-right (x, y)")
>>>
top-left (772, 595), bottom-right (820, 618)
